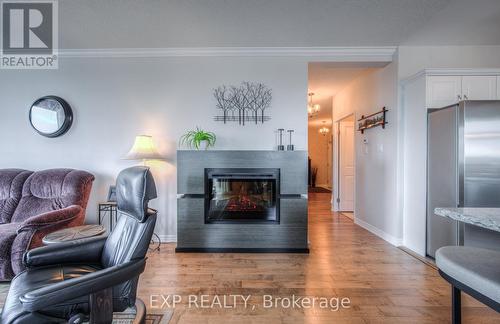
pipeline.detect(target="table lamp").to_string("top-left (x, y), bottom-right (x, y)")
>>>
top-left (124, 135), bottom-right (163, 164)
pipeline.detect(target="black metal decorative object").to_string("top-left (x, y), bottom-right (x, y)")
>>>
top-left (287, 130), bottom-right (294, 151)
top-left (214, 82), bottom-right (272, 125)
top-left (358, 107), bottom-right (388, 134)
top-left (277, 129), bottom-right (285, 151)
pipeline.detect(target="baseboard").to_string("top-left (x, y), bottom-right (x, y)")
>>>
top-left (175, 247), bottom-right (310, 253)
top-left (354, 218), bottom-right (403, 246)
top-left (156, 234), bottom-right (177, 243)
top-left (398, 246), bottom-right (437, 269)
top-left (340, 212), bottom-right (354, 221)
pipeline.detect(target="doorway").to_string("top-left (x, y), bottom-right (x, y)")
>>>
top-left (307, 99), bottom-right (333, 193)
top-left (307, 62), bottom-right (387, 214)
top-left (336, 114), bottom-right (355, 213)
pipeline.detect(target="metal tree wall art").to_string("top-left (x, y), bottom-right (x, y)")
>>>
top-left (213, 82), bottom-right (272, 125)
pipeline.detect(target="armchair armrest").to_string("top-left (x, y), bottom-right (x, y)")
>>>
top-left (23, 235), bottom-right (108, 268)
top-left (17, 205), bottom-right (82, 232)
top-left (20, 259), bottom-right (146, 312)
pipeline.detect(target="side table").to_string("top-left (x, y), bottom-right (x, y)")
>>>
top-left (98, 202), bottom-right (161, 252)
top-left (42, 225), bottom-right (106, 245)
top-left (98, 201), bottom-right (118, 232)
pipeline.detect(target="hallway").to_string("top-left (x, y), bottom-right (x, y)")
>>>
top-left (138, 193), bottom-right (499, 323)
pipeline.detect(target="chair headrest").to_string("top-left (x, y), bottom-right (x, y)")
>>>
top-left (116, 166), bottom-right (157, 222)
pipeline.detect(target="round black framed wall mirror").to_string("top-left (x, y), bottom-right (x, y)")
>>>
top-left (29, 96), bottom-right (73, 138)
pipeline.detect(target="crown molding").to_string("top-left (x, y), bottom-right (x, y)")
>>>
top-left (58, 46), bottom-right (396, 61)
top-left (401, 68), bottom-right (500, 85)
top-left (422, 68), bottom-right (500, 75)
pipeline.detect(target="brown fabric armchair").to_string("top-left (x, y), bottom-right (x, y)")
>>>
top-left (0, 169), bottom-right (94, 280)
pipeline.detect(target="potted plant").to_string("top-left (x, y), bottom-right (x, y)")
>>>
top-left (180, 127), bottom-right (216, 150)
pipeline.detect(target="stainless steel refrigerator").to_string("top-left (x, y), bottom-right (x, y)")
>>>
top-left (427, 100), bottom-right (500, 258)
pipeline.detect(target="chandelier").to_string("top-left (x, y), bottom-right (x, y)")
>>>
top-left (319, 121), bottom-right (329, 135)
top-left (308, 92), bottom-right (320, 118)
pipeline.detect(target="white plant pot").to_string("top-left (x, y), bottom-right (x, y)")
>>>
top-left (199, 140), bottom-right (209, 150)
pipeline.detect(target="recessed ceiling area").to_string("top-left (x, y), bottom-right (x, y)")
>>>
top-left (307, 62), bottom-right (383, 127)
top-left (403, 0), bottom-right (500, 45)
top-left (308, 62), bottom-right (385, 101)
top-left (57, 0), bottom-right (500, 49)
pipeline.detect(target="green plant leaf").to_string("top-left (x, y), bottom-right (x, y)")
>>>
top-left (179, 127), bottom-right (217, 150)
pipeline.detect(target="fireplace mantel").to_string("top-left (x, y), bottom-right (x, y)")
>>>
top-left (176, 150), bottom-right (308, 253)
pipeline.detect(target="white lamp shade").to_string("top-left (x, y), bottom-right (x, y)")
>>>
top-left (124, 135), bottom-right (163, 160)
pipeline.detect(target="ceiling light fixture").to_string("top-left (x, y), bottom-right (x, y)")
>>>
top-left (308, 92), bottom-right (320, 118)
top-left (319, 121), bottom-right (329, 135)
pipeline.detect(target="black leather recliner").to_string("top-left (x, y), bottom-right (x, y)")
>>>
top-left (1, 166), bottom-right (157, 324)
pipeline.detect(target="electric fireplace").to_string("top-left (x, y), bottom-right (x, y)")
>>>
top-left (205, 168), bottom-right (280, 223)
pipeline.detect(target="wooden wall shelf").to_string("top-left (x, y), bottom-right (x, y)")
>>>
top-left (358, 107), bottom-right (388, 134)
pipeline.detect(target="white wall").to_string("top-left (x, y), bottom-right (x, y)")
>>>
top-left (12, 45), bottom-right (497, 249)
top-left (0, 56), bottom-right (309, 241)
top-left (398, 46), bottom-right (500, 79)
top-left (332, 61), bottom-right (401, 245)
top-left (333, 62), bottom-right (402, 245)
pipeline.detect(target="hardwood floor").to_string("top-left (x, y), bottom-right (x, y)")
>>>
top-left (138, 193), bottom-right (500, 323)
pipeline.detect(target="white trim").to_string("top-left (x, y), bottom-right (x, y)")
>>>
top-left (334, 114), bottom-right (356, 212)
top-left (57, 47), bottom-right (396, 60)
top-left (423, 68), bottom-right (500, 76)
top-left (396, 80), bottom-right (406, 253)
top-left (401, 68), bottom-right (500, 86)
top-left (354, 218), bottom-right (403, 247)
top-left (156, 234), bottom-right (177, 243)
top-left (332, 121), bottom-right (340, 212)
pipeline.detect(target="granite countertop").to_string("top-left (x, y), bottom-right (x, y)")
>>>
top-left (434, 208), bottom-right (500, 233)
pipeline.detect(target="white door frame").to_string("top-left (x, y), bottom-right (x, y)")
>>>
top-left (327, 134), bottom-right (333, 188)
top-left (332, 114), bottom-right (356, 214)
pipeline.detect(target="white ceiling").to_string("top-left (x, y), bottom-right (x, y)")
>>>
top-left (403, 0), bottom-right (500, 45)
top-left (58, 0), bottom-right (500, 49)
top-left (307, 63), bottom-right (381, 126)
top-left (308, 63), bottom-right (382, 101)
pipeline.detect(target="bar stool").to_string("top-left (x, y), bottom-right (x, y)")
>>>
top-left (436, 246), bottom-right (500, 324)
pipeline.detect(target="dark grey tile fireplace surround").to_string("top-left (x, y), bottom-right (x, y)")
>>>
top-left (176, 150), bottom-right (308, 253)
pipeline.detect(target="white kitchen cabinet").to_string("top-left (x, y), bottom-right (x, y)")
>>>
top-left (426, 75), bottom-right (499, 108)
top-left (462, 76), bottom-right (497, 100)
top-left (426, 76), bottom-right (462, 108)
